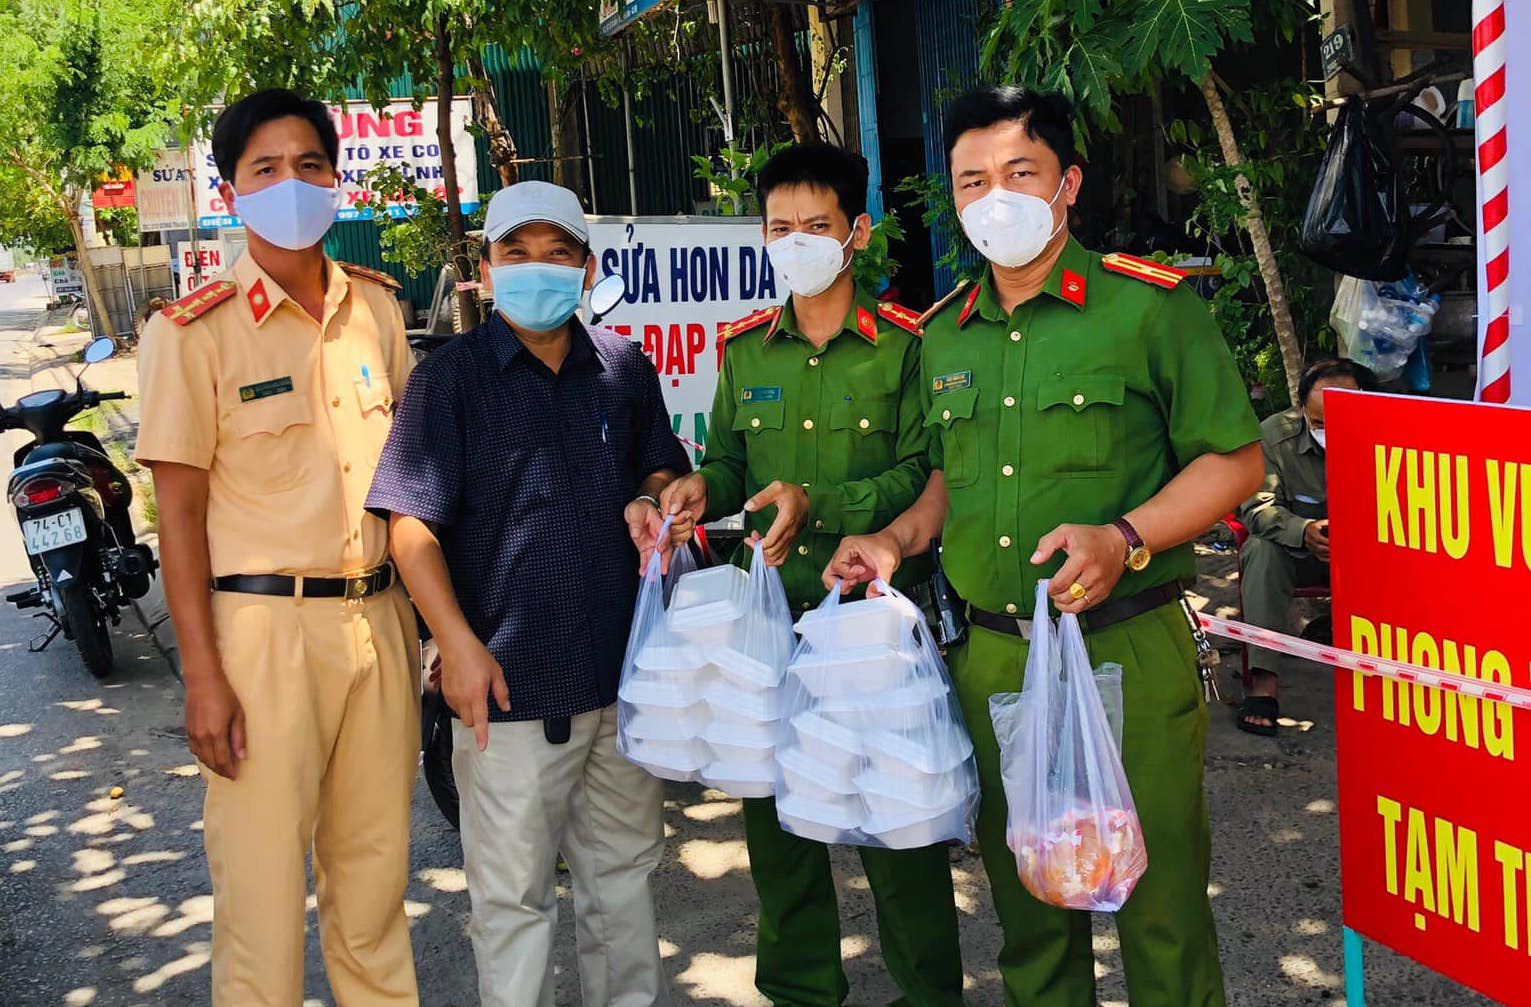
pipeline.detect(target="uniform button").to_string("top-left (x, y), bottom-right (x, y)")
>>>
top-left (814, 519), bottom-right (824, 529)
top-left (352, 530), bottom-right (360, 540)
top-left (332, 396), bottom-right (341, 408)
top-left (803, 419), bottom-right (814, 430)
top-left (1004, 395), bottom-right (1017, 408)
top-left (941, 409), bottom-right (952, 421)
top-left (1005, 603), bottom-right (1018, 615)
top-left (808, 357), bottom-right (820, 367)
top-left (801, 602), bottom-right (812, 611)
top-left (801, 482), bottom-right (812, 488)
top-left (343, 462), bottom-right (352, 473)
top-left (1010, 330), bottom-right (1021, 342)
top-left (1002, 464), bottom-right (1014, 476)
top-left (1073, 393), bottom-right (1086, 407)
top-left (999, 535), bottom-right (1012, 548)
top-left (797, 545), bottom-right (809, 556)
top-left (858, 418), bottom-right (870, 430)
top-left (751, 417), bottom-right (761, 428)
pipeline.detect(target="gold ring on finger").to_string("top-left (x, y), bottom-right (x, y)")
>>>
top-left (1068, 581), bottom-right (1088, 601)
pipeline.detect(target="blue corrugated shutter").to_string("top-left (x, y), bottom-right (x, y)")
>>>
top-left (855, 5), bottom-right (884, 222)
top-left (915, 0), bottom-right (984, 293)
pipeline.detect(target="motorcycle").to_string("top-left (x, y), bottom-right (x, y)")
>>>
top-left (3, 337), bottom-right (157, 678)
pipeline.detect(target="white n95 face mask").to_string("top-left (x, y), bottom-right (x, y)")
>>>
top-left (233, 177), bottom-right (343, 250)
top-left (959, 178), bottom-right (1066, 268)
top-left (766, 219), bottom-right (862, 298)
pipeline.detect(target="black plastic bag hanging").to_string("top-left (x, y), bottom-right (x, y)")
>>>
top-left (1299, 99), bottom-right (1410, 281)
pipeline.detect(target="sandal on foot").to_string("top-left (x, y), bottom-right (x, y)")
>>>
top-left (1235, 695), bottom-right (1279, 736)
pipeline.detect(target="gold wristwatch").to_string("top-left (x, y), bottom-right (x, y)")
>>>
top-left (1112, 517), bottom-right (1151, 572)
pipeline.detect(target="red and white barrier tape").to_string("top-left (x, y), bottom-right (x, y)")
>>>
top-left (1197, 613), bottom-right (1531, 714)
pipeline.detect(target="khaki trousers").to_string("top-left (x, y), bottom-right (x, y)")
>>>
top-left (202, 586), bottom-right (421, 1006)
top-left (453, 703), bottom-right (669, 1007)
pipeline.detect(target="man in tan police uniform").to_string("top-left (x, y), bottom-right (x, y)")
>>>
top-left (135, 89), bottom-right (420, 1005)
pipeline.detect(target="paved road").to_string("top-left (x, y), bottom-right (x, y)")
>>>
top-left (0, 273), bottom-right (1482, 1005)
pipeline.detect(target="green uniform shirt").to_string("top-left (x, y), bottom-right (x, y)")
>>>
top-left (699, 285), bottom-right (932, 609)
top-left (1237, 409), bottom-right (1326, 549)
top-left (919, 237), bottom-right (1261, 617)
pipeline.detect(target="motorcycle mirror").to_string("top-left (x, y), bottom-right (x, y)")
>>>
top-left (82, 338), bottom-right (115, 366)
top-left (588, 273), bottom-right (626, 323)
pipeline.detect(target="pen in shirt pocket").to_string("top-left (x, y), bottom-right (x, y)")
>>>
top-left (600, 414), bottom-right (608, 444)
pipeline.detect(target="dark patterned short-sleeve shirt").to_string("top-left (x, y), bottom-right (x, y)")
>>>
top-left (367, 312), bottom-right (690, 721)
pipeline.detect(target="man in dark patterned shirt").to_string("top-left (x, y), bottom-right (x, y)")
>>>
top-left (367, 181), bottom-right (689, 1007)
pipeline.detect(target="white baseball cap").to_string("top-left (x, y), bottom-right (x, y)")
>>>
top-left (483, 180), bottom-right (589, 245)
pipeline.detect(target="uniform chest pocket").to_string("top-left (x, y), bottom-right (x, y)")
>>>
top-left (354, 374), bottom-right (395, 419)
top-left (1035, 374), bottom-right (1126, 478)
top-left (924, 386), bottom-right (979, 488)
top-left (226, 394), bottom-right (313, 493)
top-left (829, 398), bottom-right (897, 437)
top-left (733, 400), bottom-right (785, 436)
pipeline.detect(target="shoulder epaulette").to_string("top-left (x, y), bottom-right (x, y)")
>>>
top-left (916, 281), bottom-right (971, 329)
top-left (338, 261), bottom-right (403, 291)
top-left (720, 306), bottom-right (781, 341)
top-left (876, 301), bottom-right (924, 337)
top-left (1101, 252), bottom-right (1186, 290)
top-left (160, 281), bottom-right (237, 326)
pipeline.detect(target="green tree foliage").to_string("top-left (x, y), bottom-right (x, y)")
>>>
top-left (0, 0), bottom-right (177, 331)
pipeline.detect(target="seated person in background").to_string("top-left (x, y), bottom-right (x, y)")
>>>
top-left (1236, 358), bottom-right (1376, 735)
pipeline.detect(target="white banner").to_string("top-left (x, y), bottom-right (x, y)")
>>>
top-left (1475, 1), bottom-right (1530, 403)
top-left (192, 97), bottom-right (480, 228)
top-left (173, 242), bottom-right (226, 297)
top-left (135, 149), bottom-right (193, 232)
top-left (587, 216), bottom-right (780, 460)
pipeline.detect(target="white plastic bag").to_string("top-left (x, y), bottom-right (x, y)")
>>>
top-left (990, 580), bottom-right (1147, 912)
top-left (618, 530), bottom-right (794, 798)
top-left (693, 541), bottom-right (795, 797)
top-left (1331, 273), bottom-right (1438, 380)
top-left (774, 580), bottom-right (980, 848)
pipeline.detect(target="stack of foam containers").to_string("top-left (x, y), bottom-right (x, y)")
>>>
top-left (774, 595), bottom-right (975, 848)
top-left (619, 564), bottom-right (787, 798)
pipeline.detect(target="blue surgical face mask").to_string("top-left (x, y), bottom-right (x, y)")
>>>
top-left (490, 262), bottom-right (587, 332)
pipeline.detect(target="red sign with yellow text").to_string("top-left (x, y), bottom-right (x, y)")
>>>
top-left (1329, 390), bottom-right (1531, 1004)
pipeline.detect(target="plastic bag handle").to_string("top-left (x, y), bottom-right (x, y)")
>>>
top-left (643, 514), bottom-right (677, 578)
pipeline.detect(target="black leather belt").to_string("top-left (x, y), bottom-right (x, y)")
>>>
top-left (212, 565), bottom-right (395, 600)
top-left (970, 582), bottom-right (1185, 638)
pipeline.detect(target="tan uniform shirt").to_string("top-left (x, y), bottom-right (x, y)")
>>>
top-left (135, 254), bottom-right (414, 578)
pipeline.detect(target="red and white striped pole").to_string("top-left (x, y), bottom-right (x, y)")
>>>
top-left (1474, 0), bottom-right (1512, 403)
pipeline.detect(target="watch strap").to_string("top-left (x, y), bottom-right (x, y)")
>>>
top-left (1112, 517), bottom-right (1144, 551)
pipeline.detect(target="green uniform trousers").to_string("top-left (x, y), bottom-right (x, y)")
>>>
top-left (948, 603), bottom-right (1226, 1006)
top-left (741, 796), bottom-right (965, 1006)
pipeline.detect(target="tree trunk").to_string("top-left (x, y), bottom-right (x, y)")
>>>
top-left (766, 5), bottom-right (820, 143)
top-left (437, 16), bottom-right (479, 331)
top-left (552, 83), bottom-right (584, 201)
top-left (1199, 73), bottom-right (1303, 404)
top-left (64, 191), bottom-right (116, 343)
top-left (467, 54), bottom-right (519, 187)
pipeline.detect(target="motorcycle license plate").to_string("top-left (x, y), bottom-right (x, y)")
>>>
top-left (22, 509), bottom-right (87, 556)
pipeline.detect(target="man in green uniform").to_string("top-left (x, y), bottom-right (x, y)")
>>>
top-left (824, 88), bottom-right (1265, 1006)
top-left (661, 143), bottom-right (964, 1007)
top-left (1235, 358), bottom-right (1373, 733)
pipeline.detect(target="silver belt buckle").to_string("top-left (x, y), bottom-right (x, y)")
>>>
top-left (1012, 617), bottom-right (1033, 641)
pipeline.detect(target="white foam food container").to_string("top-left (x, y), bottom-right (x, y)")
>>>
top-left (863, 729), bottom-right (974, 780)
top-left (620, 677), bottom-right (703, 711)
top-left (862, 801), bottom-right (967, 850)
top-left (711, 644), bottom-right (785, 689)
top-left (668, 565), bottom-right (749, 644)
top-left (635, 640), bottom-right (706, 671)
top-left (625, 737), bottom-right (709, 778)
top-left (788, 645), bottom-right (913, 698)
top-left (704, 679), bottom-right (779, 723)
top-left (702, 721), bottom-right (776, 766)
top-left (623, 705), bottom-right (705, 744)
top-left (789, 711), bottom-right (865, 775)
top-left (856, 765), bottom-right (967, 820)
top-left (701, 762), bottom-right (775, 799)
top-left (776, 793), bottom-right (866, 844)
top-left (818, 678), bottom-right (945, 731)
top-left (794, 594), bottom-right (918, 652)
top-left (778, 746), bottom-right (859, 804)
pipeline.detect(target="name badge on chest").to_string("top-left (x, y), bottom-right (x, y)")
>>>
top-left (239, 377), bottom-right (294, 402)
top-left (742, 385), bottom-right (783, 403)
top-left (931, 371), bottom-right (972, 395)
